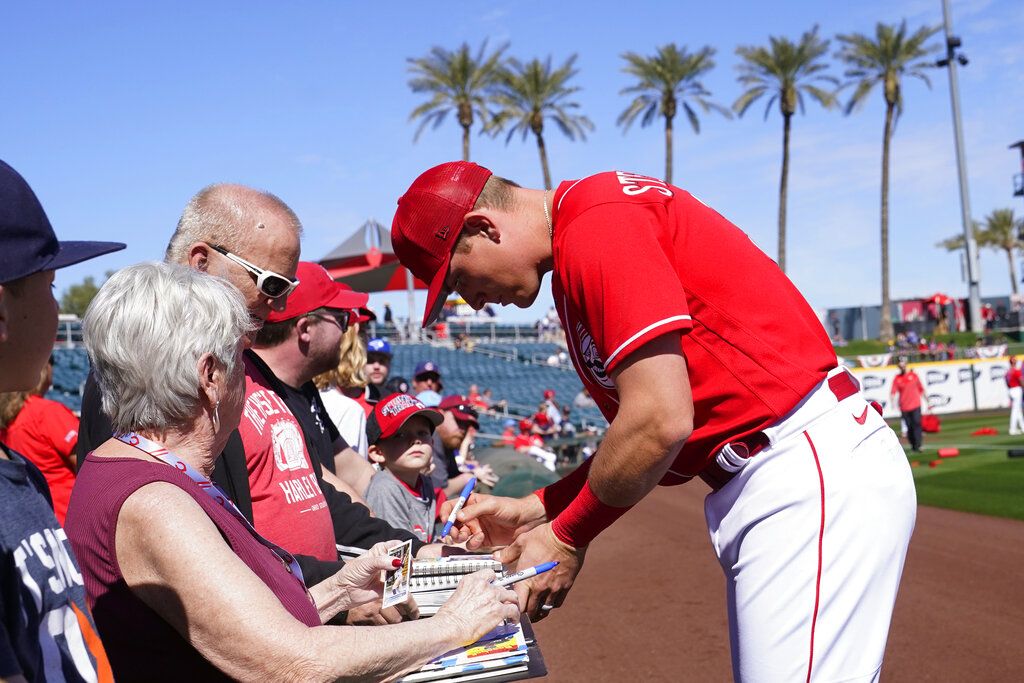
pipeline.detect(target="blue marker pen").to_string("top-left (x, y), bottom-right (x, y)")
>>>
top-left (441, 477), bottom-right (476, 538)
top-left (492, 561), bottom-right (559, 588)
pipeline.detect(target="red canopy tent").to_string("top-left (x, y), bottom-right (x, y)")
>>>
top-left (319, 219), bottom-right (427, 331)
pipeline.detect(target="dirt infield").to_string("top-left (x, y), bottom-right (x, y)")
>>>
top-left (532, 483), bottom-right (1024, 682)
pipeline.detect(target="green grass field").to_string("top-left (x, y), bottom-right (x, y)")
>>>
top-left (895, 411), bottom-right (1024, 522)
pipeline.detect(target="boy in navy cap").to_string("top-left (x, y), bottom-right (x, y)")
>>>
top-left (0, 159), bottom-right (123, 681)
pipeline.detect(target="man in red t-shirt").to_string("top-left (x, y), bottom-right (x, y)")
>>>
top-left (890, 357), bottom-right (930, 452)
top-left (389, 161), bottom-right (916, 681)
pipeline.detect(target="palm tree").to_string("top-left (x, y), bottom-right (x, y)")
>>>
top-left (486, 55), bottom-right (594, 190)
top-left (836, 21), bottom-right (941, 342)
top-left (734, 26), bottom-right (837, 274)
top-left (939, 209), bottom-right (1024, 294)
top-left (617, 44), bottom-right (731, 185)
top-left (407, 41), bottom-right (509, 161)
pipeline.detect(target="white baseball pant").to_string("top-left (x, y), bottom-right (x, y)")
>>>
top-left (705, 368), bottom-right (916, 682)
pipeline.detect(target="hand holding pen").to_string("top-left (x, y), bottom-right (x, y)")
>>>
top-left (441, 476), bottom-right (476, 538)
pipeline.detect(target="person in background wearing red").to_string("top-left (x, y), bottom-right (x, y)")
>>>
top-left (0, 360), bottom-right (80, 524)
top-left (1005, 356), bottom-right (1024, 435)
top-left (891, 357), bottom-right (931, 452)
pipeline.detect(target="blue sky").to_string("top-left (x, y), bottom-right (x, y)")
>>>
top-left (3, 0), bottom-right (1022, 324)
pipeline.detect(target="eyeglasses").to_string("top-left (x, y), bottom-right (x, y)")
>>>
top-left (313, 310), bottom-right (351, 330)
top-left (206, 244), bottom-right (299, 299)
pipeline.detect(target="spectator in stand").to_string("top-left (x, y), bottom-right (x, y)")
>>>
top-left (429, 395), bottom-right (498, 497)
top-left (412, 361), bottom-right (443, 399)
top-left (66, 262), bottom-right (516, 681)
top-left (501, 418), bottom-right (517, 446)
top-left (483, 388), bottom-right (506, 413)
top-left (364, 337), bottom-right (392, 406)
top-left (0, 363), bottom-right (80, 525)
top-left (1006, 356), bottom-right (1024, 435)
top-left (573, 387), bottom-right (596, 409)
top-left (513, 419), bottom-right (557, 472)
top-left (365, 394), bottom-right (445, 542)
top-left (890, 357), bottom-right (931, 453)
top-left (385, 375), bottom-right (411, 396)
top-left (559, 405), bottom-right (576, 439)
top-left (532, 403), bottom-right (558, 440)
top-left (0, 158), bottom-right (122, 682)
top-left (467, 383), bottom-right (489, 411)
top-left (543, 389), bottom-right (562, 429)
top-left (316, 325), bottom-right (372, 459)
top-left (383, 302), bottom-right (393, 325)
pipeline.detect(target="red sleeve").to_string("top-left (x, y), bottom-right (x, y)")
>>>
top-left (534, 457), bottom-right (593, 518)
top-left (557, 202), bottom-right (692, 376)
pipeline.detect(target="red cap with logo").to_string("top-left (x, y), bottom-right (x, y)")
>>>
top-left (543, 389), bottom-right (556, 400)
top-left (366, 393), bottom-right (443, 444)
top-left (391, 161), bottom-right (492, 327)
top-left (266, 262), bottom-right (369, 323)
top-left (437, 394), bottom-right (480, 428)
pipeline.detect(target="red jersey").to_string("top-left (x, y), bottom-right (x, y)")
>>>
top-left (237, 355), bottom-right (337, 561)
top-left (514, 433), bottom-right (543, 450)
top-left (890, 371), bottom-right (925, 412)
top-left (551, 172), bottom-right (837, 482)
top-left (1006, 366), bottom-right (1022, 389)
top-left (0, 395), bottom-right (78, 524)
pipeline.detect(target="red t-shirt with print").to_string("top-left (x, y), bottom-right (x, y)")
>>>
top-left (550, 171), bottom-right (837, 482)
top-left (237, 355), bottom-right (337, 561)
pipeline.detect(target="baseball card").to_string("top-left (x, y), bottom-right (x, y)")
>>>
top-left (383, 539), bottom-right (412, 608)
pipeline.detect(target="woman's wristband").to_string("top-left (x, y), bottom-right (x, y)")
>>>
top-left (549, 480), bottom-right (632, 548)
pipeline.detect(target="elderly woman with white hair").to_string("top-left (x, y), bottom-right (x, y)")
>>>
top-left (64, 262), bottom-right (519, 681)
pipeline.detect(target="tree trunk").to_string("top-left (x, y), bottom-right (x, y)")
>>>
top-left (536, 132), bottom-right (552, 191)
top-left (879, 103), bottom-right (895, 343)
top-left (665, 115), bottom-right (674, 185)
top-left (1007, 247), bottom-right (1019, 295)
top-left (462, 124), bottom-right (470, 162)
top-left (778, 114), bottom-right (791, 274)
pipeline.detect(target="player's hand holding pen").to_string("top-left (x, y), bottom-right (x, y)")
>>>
top-left (493, 522), bottom-right (585, 622)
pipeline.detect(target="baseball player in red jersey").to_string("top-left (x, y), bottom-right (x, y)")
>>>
top-left (391, 162), bottom-right (916, 681)
top-left (1006, 356), bottom-right (1024, 434)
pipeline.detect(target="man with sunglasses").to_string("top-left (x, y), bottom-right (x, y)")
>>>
top-left (78, 187), bottom-right (426, 625)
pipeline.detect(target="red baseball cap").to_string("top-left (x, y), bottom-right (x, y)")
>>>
top-left (519, 419), bottom-right (533, 432)
top-left (543, 389), bottom-right (555, 400)
top-left (392, 161), bottom-right (492, 327)
top-left (366, 393), bottom-right (443, 444)
top-left (266, 262), bottom-right (368, 323)
top-left (437, 394), bottom-right (479, 427)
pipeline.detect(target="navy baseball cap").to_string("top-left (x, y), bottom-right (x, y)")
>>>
top-left (414, 360), bottom-right (441, 378)
top-left (367, 337), bottom-right (392, 356)
top-left (0, 160), bottom-right (125, 284)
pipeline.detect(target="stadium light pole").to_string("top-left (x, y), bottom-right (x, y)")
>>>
top-left (938, 0), bottom-right (983, 333)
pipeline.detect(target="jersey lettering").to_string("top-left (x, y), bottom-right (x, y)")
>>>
top-left (616, 171), bottom-right (673, 197)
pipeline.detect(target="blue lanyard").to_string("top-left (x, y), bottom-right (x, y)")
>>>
top-left (115, 432), bottom-right (308, 586)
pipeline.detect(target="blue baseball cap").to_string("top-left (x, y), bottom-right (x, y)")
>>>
top-left (0, 160), bottom-right (125, 284)
top-left (367, 337), bottom-right (391, 356)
